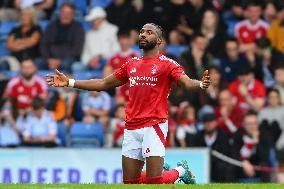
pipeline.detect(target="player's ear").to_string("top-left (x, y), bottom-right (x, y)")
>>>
top-left (157, 37), bottom-right (162, 45)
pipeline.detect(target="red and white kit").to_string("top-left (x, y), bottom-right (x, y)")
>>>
top-left (114, 54), bottom-right (184, 160)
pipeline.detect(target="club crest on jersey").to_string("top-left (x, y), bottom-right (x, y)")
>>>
top-left (151, 64), bottom-right (158, 74)
top-left (130, 68), bottom-right (136, 73)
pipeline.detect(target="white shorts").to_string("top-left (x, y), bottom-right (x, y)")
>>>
top-left (122, 121), bottom-right (168, 161)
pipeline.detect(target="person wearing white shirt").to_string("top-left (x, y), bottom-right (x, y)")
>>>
top-left (81, 7), bottom-right (120, 70)
top-left (23, 97), bottom-right (57, 147)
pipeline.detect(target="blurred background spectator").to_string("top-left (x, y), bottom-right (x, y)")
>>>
top-left (23, 97), bottom-right (57, 147)
top-left (7, 7), bottom-right (41, 63)
top-left (1, 0), bottom-right (284, 183)
top-left (81, 7), bottom-right (119, 70)
top-left (40, 2), bottom-right (84, 72)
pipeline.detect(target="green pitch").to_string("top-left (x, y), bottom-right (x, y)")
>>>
top-left (0, 184), bottom-right (283, 189)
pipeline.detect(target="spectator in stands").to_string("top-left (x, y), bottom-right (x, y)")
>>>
top-left (15, 0), bottom-right (55, 19)
top-left (106, 0), bottom-right (138, 31)
top-left (180, 34), bottom-right (211, 80)
top-left (197, 9), bottom-right (227, 58)
top-left (199, 66), bottom-right (226, 108)
top-left (7, 7), bottom-right (41, 62)
top-left (0, 0), bottom-right (19, 21)
top-left (0, 99), bottom-right (24, 147)
top-left (274, 65), bottom-right (284, 104)
top-left (194, 113), bottom-right (233, 182)
top-left (107, 104), bottom-right (125, 147)
top-left (168, 30), bottom-right (185, 45)
top-left (263, 1), bottom-right (277, 24)
top-left (176, 0), bottom-right (213, 40)
top-left (82, 91), bottom-right (111, 128)
top-left (229, 65), bottom-right (266, 112)
top-left (103, 30), bottom-right (137, 103)
top-left (81, 7), bottom-right (120, 70)
top-left (234, 2), bottom-right (269, 56)
top-left (258, 89), bottom-right (284, 156)
top-left (47, 87), bottom-right (82, 128)
top-left (176, 104), bottom-right (197, 147)
top-left (23, 97), bottom-right (57, 147)
top-left (3, 59), bottom-right (47, 111)
top-left (232, 111), bottom-right (281, 182)
top-left (220, 38), bottom-right (250, 83)
top-left (215, 89), bottom-right (244, 136)
top-left (253, 37), bottom-right (284, 87)
top-left (267, 5), bottom-right (284, 54)
top-left (41, 3), bottom-right (84, 72)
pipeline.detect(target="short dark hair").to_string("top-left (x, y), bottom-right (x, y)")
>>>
top-left (60, 2), bottom-right (76, 11)
top-left (255, 37), bottom-right (271, 49)
top-left (245, 1), bottom-right (263, 9)
top-left (117, 29), bottom-right (131, 38)
top-left (147, 23), bottom-right (165, 39)
top-left (244, 110), bottom-right (258, 118)
top-left (267, 88), bottom-right (280, 96)
top-left (32, 97), bottom-right (46, 110)
top-left (191, 33), bottom-right (205, 43)
top-left (237, 65), bottom-right (253, 76)
top-left (226, 37), bottom-right (239, 44)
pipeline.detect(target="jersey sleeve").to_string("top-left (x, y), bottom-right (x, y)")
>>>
top-left (168, 61), bottom-right (185, 84)
top-left (114, 62), bottom-right (128, 84)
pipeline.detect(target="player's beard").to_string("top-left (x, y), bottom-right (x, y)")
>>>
top-left (138, 40), bottom-right (157, 50)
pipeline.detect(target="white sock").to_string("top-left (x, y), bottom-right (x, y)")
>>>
top-left (174, 166), bottom-right (185, 177)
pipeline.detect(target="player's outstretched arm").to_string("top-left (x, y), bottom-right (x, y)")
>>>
top-left (178, 70), bottom-right (211, 91)
top-left (46, 69), bottom-right (124, 91)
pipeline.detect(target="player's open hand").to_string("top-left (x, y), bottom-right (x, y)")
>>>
top-left (46, 69), bottom-right (68, 87)
top-left (201, 70), bottom-right (211, 89)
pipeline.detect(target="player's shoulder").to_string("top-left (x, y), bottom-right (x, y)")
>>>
top-left (7, 76), bottom-right (21, 87)
top-left (158, 55), bottom-right (180, 67)
top-left (124, 56), bottom-right (140, 65)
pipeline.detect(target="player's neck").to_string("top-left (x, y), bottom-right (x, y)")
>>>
top-left (143, 48), bottom-right (160, 58)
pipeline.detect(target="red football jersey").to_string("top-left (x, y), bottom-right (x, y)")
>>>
top-left (114, 54), bottom-right (185, 130)
top-left (4, 75), bottom-right (48, 109)
top-left (229, 79), bottom-right (266, 111)
top-left (235, 20), bottom-right (269, 44)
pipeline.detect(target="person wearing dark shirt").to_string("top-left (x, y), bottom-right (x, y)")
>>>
top-left (7, 7), bottom-right (41, 62)
top-left (40, 3), bottom-right (84, 72)
top-left (194, 113), bottom-right (233, 182)
top-left (220, 38), bottom-right (250, 83)
top-left (106, 0), bottom-right (138, 30)
top-left (232, 111), bottom-right (281, 182)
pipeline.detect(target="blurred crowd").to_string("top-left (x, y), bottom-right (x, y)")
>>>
top-left (1, 0), bottom-right (284, 183)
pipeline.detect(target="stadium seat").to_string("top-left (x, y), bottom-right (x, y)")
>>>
top-left (57, 122), bottom-right (67, 146)
top-left (166, 45), bottom-right (188, 58)
top-left (0, 41), bottom-right (10, 56)
top-left (90, 0), bottom-right (113, 8)
top-left (2, 71), bottom-right (18, 79)
top-left (224, 19), bottom-right (239, 37)
top-left (70, 122), bottom-right (104, 147)
top-left (0, 21), bottom-right (18, 40)
top-left (82, 21), bottom-right (92, 31)
top-left (39, 20), bottom-right (49, 31)
top-left (73, 70), bottom-right (103, 80)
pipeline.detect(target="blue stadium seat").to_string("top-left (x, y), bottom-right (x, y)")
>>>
top-left (38, 70), bottom-right (51, 78)
top-left (0, 21), bottom-right (18, 40)
top-left (70, 122), bottom-right (104, 147)
top-left (224, 19), bottom-right (239, 37)
top-left (57, 122), bottom-right (67, 146)
top-left (2, 71), bottom-right (18, 79)
top-left (39, 20), bottom-right (49, 31)
top-left (165, 45), bottom-right (188, 58)
top-left (73, 70), bottom-right (103, 80)
top-left (90, 0), bottom-right (113, 8)
top-left (82, 21), bottom-right (92, 31)
top-left (0, 41), bottom-right (10, 56)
